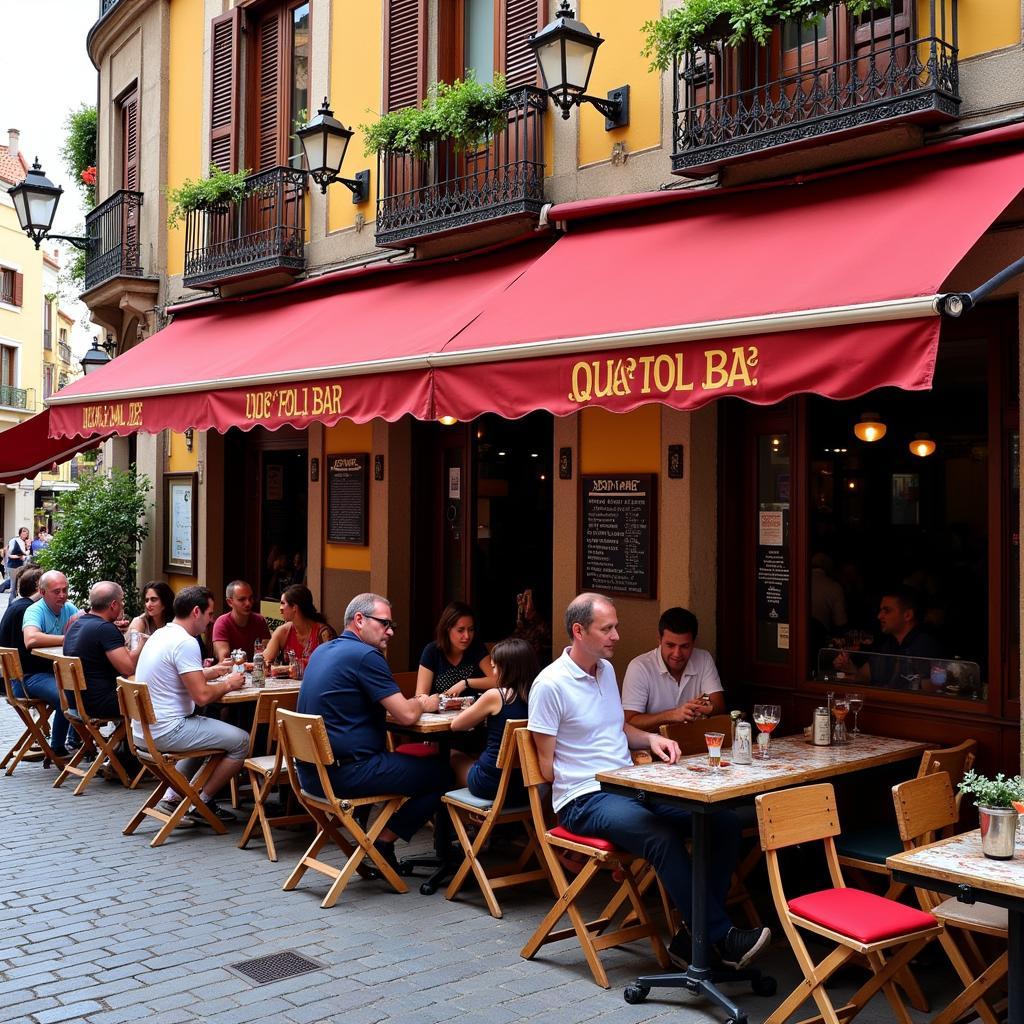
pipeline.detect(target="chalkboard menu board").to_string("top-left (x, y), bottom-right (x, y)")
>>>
top-left (580, 474), bottom-right (657, 598)
top-left (326, 453), bottom-right (369, 545)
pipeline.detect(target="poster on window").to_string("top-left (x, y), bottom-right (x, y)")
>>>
top-left (163, 473), bottom-right (197, 575)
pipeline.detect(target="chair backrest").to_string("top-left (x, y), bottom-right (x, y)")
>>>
top-left (495, 718), bottom-right (528, 771)
top-left (0, 647), bottom-right (24, 703)
top-left (515, 727), bottom-right (547, 788)
top-left (276, 708), bottom-right (334, 766)
top-left (660, 713), bottom-right (734, 754)
top-left (917, 739), bottom-right (976, 786)
top-left (53, 656), bottom-right (86, 717)
top-left (892, 771), bottom-right (958, 848)
top-left (756, 782), bottom-right (842, 852)
top-left (250, 688), bottom-right (300, 752)
top-left (392, 671), bottom-right (419, 698)
top-left (117, 676), bottom-right (162, 761)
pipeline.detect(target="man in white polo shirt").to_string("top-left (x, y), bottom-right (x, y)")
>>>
top-left (621, 607), bottom-right (725, 731)
top-left (528, 593), bottom-right (768, 970)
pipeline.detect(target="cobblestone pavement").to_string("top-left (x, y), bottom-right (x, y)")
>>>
top-left (0, 632), bottom-right (960, 1023)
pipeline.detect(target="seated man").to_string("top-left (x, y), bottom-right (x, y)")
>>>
top-left (212, 580), bottom-right (271, 661)
top-left (835, 587), bottom-right (940, 686)
top-left (528, 593), bottom-right (769, 969)
top-left (0, 566), bottom-right (42, 650)
top-left (134, 586), bottom-right (249, 823)
top-left (621, 606), bottom-right (725, 731)
top-left (21, 570), bottom-right (81, 757)
top-left (297, 592), bottom-right (451, 869)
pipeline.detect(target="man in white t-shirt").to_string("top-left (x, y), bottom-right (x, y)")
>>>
top-left (621, 607), bottom-right (725, 731)
top-left (134, 585), bottom-right (249, 824)
top-left (528, 593), bottom-right (769, 971)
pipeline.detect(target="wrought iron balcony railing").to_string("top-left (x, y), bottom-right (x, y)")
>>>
top-left (183, 167), bottom-right (307, 290)
top-left (58, 342), bottom-right (73, 365)
top-left (0, 386), bottom-right (29, 410)
top-left (83, 190), bottom-right (145, 292)
top-left (99, 0), bottom-right (120, 16)
top-left (672, 0), bottom-right (959, 175)
top-left (375, 86), bottom-right (548, 248)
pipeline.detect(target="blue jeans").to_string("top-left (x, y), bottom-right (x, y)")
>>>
top-left (20, 672), bottom-right (71, 752)
top-left (297, 751), bottom-right (452, 843)
top-left (560, 790), bottom-right (741, 942)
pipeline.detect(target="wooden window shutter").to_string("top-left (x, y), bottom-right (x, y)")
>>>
top-left (209, 8), bottom-right (241, 173)
top-left (12, 272), bottom-right (23, 308)
top-left (384, 0), bottom-right (426, 112)
top-left (121, 91), bottom-right (140, 191)
top-left (254, 9), bottom-right (285, 170)
top-left (500, 0), bottom-right (544, 86)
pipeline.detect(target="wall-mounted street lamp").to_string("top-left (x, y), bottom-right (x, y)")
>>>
top-left (81, 334), bottom-right (116, 376)
top-left (8, 159), bottom-right (91, 251)
top-left (529, 1), bottom-right (629, 130)
top-left (296, 98), bottom-right (370, 203)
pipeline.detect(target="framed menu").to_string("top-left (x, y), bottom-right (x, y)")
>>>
top-left (326, 453), bottom-right (369, 545)
top-left (580, 474), bottom-right (657, 598)
top-left (163, 472), bottom-right (198, 575)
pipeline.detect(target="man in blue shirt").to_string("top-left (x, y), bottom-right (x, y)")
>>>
top-left (21, 570), bottom-right (80, 756)
top-left (298, 592), bottom-right (450, 869)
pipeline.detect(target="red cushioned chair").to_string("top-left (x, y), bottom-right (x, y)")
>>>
top-left (755, 783), bottom-right (941, 1024)
top-left (515, 729), bottom-right (669, 989)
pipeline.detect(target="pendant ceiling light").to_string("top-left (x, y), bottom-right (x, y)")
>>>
top-left (853, 412), bottom-right (887, 443)
top-left (909, 433), bottom-right (936, 458)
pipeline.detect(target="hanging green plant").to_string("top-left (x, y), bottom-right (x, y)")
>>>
top-left (642, 0), bottom-right (888, 71)
top-left (165, 166), bottom-right (251, 228)
top-left (60, 104), bottom-right (98, 210)
top-left (361, 73), bottom-right (509, 158)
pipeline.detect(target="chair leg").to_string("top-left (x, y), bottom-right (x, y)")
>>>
top-left (283, 821), bottom-right (331, 893)
top-left (123, 778), bottom-right (166, 836)
top-left (931, 950), bottom-right (1008, 1024)
top-left (6, 707), bottom-right (60, 776)
top-left (238, 768), bottom-right (275, 858)
top-left (53, 741), bottom-right (90, 790)
top-left (0, 724), bottom-right (31, 770)
top-left (445, 807), bottom-right (502, 918)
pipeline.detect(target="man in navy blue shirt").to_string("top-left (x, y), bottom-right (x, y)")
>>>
top-left (298, 592), bottom-right (450, 868)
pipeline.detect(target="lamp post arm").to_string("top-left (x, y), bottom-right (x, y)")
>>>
top-left (940, 250), bottom-right (1024, 317)
top-left (578, 85), bottom-right (630, 130)
top-left (46, 233), bottom-right (92, 252)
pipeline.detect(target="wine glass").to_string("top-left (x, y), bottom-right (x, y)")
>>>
top-left (847, 692), bottom-right (864, 737)
top-left (832, 697), bottom-right (850, 745)
top-left (704, 732), bottom-right (725, 774)
top-left (752, 704), bottom-right (781, 759)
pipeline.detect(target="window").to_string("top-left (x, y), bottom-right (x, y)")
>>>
top-left (438, 0), bottom-right (544, 87)
top-left (42, 364), bottom-right (53, 400)
top-left (0, 345), bottom-right (15, 387)
top-left (59, 328), bottom-right (68, 345)
top-left (0, 268), bottom-right (22, 307)
top-left (43, 300), bottom-right (53, 349)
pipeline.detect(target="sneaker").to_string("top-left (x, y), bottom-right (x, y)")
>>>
top-left (668, 925), bottom-right (692, 968)
top-left (156, 799), bottom-right (196, 829)
top-left (714, 926), bottom-right (771, 969)
top-left (186, 798), bottom-right (237, 825)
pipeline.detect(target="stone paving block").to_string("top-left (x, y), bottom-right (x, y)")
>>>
top-left (0, 996), bottom-right (60, 1023)
top-left (34, 999), bottom-right (105, 1024)
top-left (201, 996), bottom-right (295, 1024)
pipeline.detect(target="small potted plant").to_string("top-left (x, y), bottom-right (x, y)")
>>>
top-left (958, 769), bottom-right (1024, 859)
top-left (166, 165), bottom-right (251, 228)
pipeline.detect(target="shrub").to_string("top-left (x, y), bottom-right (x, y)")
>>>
top-left (166, 166), bottom-right (251, 228)
top-left (60, 104), bottom-right (98, 209)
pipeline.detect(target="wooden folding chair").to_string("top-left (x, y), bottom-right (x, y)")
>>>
top-left (893, 772), bottom-right (1008, 1024)
top-left (51, 656), bottom-right (136, 795)
top-left (516, 728), bottom-right (669, 989)
top-left (118, 677), bottom-right (228, 846)
top-left (755, 783), bottom-right (941, 1024)
top-left (237, 690), bottom-right (309, 861)
top-left (442, 719), bottom-right (548, 918)
top-left (0, 646), bottom-right (64, 775)
top-left (276, 708), bottom-right (410, 908)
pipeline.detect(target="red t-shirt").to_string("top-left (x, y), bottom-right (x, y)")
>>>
top-left (211, 612), bottom-right (271, 658)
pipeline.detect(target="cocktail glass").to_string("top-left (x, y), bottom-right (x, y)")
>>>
top-left (847, 692), bottom-right (863, 738)
top-left (752, 704), bottom-right (781, 759)
top-left (704, 732), bottom-right (725, 773)
top-left (832, 697), bottom-right (850, 745)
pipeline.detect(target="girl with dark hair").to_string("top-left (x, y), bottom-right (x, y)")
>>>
top-left (126, 581), bottom-right (176, 637)
top-left (263, 584), bottom-right (336, 672)
top-left (415, 601), bottom-right (494, 697)
top-left (449, 637), bottom-right (538, 799)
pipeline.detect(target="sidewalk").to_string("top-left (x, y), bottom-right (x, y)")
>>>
top-left (0, 702), bottom-right (960, 1024)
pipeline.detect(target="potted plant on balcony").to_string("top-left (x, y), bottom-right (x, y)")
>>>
top-left (361, 73), bottom-right (508, 157)
top-left (642, 0), bottom-right (889, 70)
top-left (166, 165), bottom-right (251, 228)
top-left (958, 769), bottom-right (1024, 860)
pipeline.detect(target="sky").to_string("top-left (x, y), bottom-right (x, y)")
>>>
top-left (3, 0), bottom-right (104, 357)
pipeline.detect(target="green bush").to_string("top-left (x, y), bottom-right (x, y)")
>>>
top-left (38, 466), bottom-right (152, 613)
top-left (361, 73), bottom-right (509, 157)
top-left (60, 104), bottom-right (98, 209)
top-left (642, 0), bottom-right (888, 70)
top-left (166, 166), bottom-right (251, 228)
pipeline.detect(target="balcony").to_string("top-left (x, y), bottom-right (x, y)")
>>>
top-left (0, 386), bottom-right (30, 411)
top-left (99, 0), bottom-right (119, 15)
top-left (375, 86), bottom-right (548, 254)
top-left (58, 342), bottom-right (73, 365)
top-left (672, 0), bottom-right (959, 177)
top-left (183, 167), bottom-right (307, 294)
top-left (84, 190), bottom-right (145, 292)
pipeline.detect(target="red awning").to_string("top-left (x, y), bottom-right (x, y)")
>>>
top-left (47, 125), bottom-right (1024, 438)
top-left (0, 409), bottom-right (108, 484)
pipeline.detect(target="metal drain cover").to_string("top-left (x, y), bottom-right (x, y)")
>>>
top-left (228, 950), bottom-right (325, 985)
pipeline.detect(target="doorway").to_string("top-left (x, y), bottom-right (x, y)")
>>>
top-left (410, 412), bottom-right (553, 658)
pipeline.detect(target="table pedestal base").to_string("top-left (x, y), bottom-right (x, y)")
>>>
top-left (623, 963), bottom-right (775, 1023)
top-left (398, 847), bottom-right (459, 895)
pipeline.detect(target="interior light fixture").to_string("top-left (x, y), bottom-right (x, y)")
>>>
top-left (909, 433), bottom-right (936, 458)
top-left (853, 412), bottom-right (887, 443)
top-left (438, 415), bottom-right (458, 426)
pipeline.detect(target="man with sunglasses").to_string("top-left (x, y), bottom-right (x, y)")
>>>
top-left (297, 592), bottom-right (451, 872)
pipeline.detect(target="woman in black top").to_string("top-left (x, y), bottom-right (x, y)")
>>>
top-left (415, 601), bottom-right (495, 698)
top-left (449, 638), bottom-right (537, 800)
